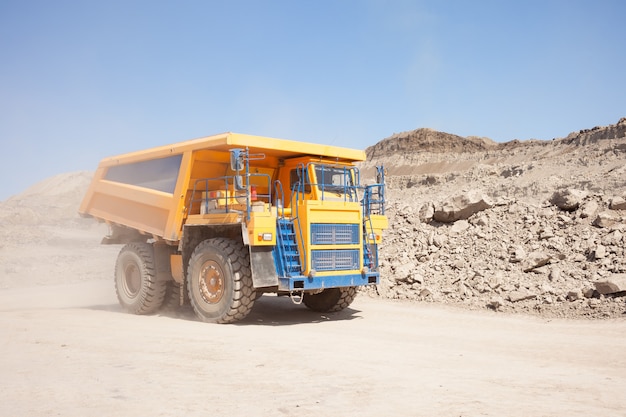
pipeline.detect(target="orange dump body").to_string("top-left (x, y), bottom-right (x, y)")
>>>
top-left (79, 132), bottom-right (367, 243)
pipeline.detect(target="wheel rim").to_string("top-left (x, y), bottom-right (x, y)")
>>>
top-left (123, 263), bottom-right (141, 296)
top-left (198, 260), bottom-right (224, 304)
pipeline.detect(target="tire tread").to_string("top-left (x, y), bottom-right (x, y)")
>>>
top-left (114, 242), bottom-right (167, 315)
top-left (187, 238), bottom-right (255, 323)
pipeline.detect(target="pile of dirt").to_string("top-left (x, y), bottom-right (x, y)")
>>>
top-left (0, 171), bottom-right (115, 289)
top-left (360, 117), bottom-right (626, 318)
top-left (1, 171), bottom-right (92, 225)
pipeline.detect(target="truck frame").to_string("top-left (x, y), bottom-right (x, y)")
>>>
top-left (79, 132), bottom-right (387, 323)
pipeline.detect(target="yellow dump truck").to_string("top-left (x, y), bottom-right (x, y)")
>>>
top-left (79, 132), bottom-right (387, 323)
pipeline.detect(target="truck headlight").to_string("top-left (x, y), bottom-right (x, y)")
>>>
top-left (257, 233), bottom-right (272, 241)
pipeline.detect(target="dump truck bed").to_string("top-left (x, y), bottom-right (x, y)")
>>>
top-left (79, 132), bottom-right (366, 242)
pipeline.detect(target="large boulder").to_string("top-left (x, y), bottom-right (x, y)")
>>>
top-left (594, 274), bottom-right (626, 295)
top-left (393, 262), bottom-right (423, 284)
top-left (593, 211), bottom-right (619, 228)
top-left (609, 196), bottom-right (626, 210)
top-left (433, 190), bottom-right (493, 223)
top-left (550, 188), bottom-right (588, 211)
top-left (522, 251), bottom-right (553, 272)
top-left (580, 200), bottom-right (599, 218)
top-left (418, 202), bottom-right (435, 222)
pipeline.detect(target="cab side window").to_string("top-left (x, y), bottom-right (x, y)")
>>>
top-left (290, 169), bottom-right (311, 193)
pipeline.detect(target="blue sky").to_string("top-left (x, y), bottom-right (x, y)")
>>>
top-left (1, 0), bottom-right (625, 200)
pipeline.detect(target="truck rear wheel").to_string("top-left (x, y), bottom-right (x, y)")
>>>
top-left (114, 243), bottom-right (167, 314)
top-left (187, 238), bottom-right (255, 323)
top-left (303, 287), bottom-right (357, 312)
top-left (161, 281), bottom-right (189, 311)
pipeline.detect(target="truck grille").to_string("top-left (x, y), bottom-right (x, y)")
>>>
top-left (310, 224), bottom-right (359, 245)
top-left (311, 250), bottom-right (360, 271)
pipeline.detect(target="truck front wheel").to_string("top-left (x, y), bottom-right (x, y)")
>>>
top-left (303, 287), bottom-right (357, 312)
top-left (114, 243), bottom-right (167, 314)
top-left (187, 238), bottom-right (255, 323)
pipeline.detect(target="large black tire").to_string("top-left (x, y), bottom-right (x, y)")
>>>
top-left (114, 242), bottom-right (167, 314)
top-left (186, 238), bottom-right (255, 323)
top-left (160, 281), bottom-right (189, 311)
top-left (303, 287), bottom-right (358, 312)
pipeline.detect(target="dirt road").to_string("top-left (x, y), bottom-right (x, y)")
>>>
top-left (1, 280), bottom-right (624, 417)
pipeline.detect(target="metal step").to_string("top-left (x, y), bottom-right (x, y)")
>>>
top-left (277, 218), bottom-right (302, 275)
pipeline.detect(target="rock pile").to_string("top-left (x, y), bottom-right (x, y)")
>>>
top-left (361, 118), bottom-right (626, 319)
top-left (368, 189), bottom-right (626, 318)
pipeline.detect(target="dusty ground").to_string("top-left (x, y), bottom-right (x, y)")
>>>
top-left (1, 225), bottom-right (625, 417)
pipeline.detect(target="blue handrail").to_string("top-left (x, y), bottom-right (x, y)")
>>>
top-left (189, 173), bottom-right (272, 216)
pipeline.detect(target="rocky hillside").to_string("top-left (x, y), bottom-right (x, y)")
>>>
top-left (360, 117), bottom-right (626, 318)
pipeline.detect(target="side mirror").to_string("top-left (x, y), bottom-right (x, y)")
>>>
top-left (230, 149), bottom-right (244, 172)
top-left (234, 175), bottom-right (245, 191)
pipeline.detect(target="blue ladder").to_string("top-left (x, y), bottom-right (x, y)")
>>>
top-left (276, 218), bottom-right (302, 276)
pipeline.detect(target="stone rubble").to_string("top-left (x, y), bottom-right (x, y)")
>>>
top-left (360, 117), bottom-right (626, 319)
top-left (366, 191), bottom-right (626, 318)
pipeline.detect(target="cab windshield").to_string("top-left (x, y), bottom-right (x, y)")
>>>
top-left (314, 165), bottom-right (357, 194)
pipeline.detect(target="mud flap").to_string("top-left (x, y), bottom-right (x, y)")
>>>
top-left (249, 246), bottom-right (279, 288)
top-left (154, 243), bottom-right (176, 282)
